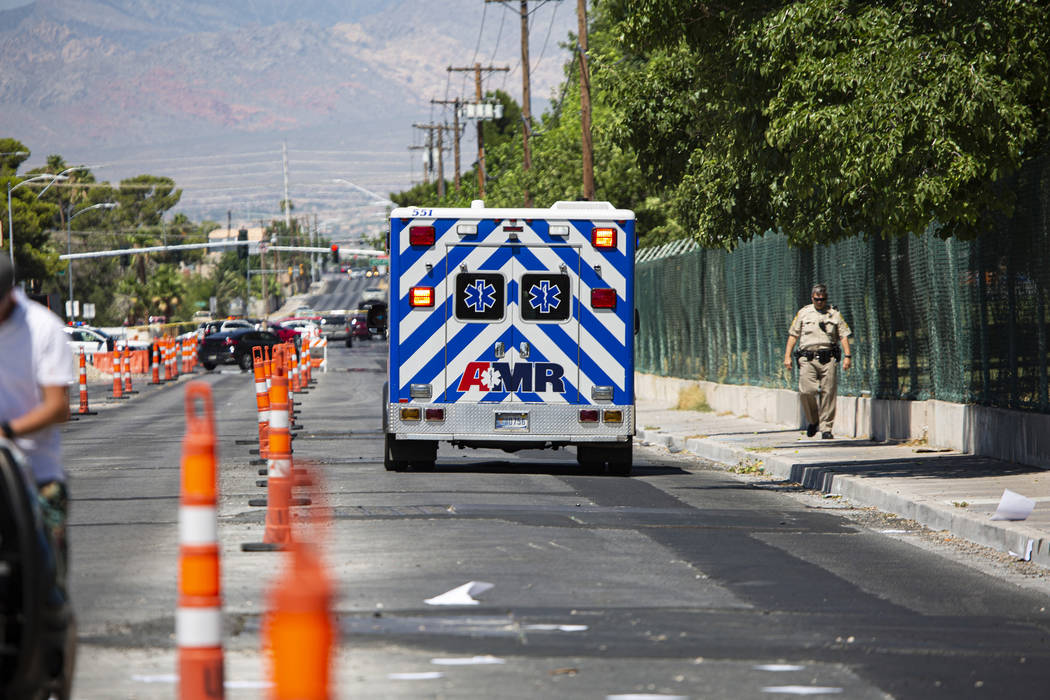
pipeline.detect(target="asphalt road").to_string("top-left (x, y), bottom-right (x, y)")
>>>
top-left (61, 282), bottom-right (1050, 699)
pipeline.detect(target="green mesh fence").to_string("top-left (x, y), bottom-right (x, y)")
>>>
top-left (636, 153), bottom-right (1050, 411)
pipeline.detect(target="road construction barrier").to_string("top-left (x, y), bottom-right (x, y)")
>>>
top-left (152, 342), bottom-right (161, 384)
top-left (77, 349), bottom-right (95, 415)
top-left (289, 345), bottom-right (300, 394)
top-left (177, 382), bottom-right (225, 699)
top-left (243, 344), bottom-right (293, 552)
top-left (163, 340), bottom-right (173, 381)
top-left (265, 542), bottom-right (335, 700)
top-left (311, 336), bottom-right (327, 373)
top-left (111, 351), bottom-right (124, 399)
top-left (253, 346), bottom-right (270, 461)
top-left (122, 345), bottom-right (133, 394)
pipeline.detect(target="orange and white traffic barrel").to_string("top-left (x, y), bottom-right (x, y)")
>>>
top-left (152, 341), bottom-right (162, 385)
top-left (77, 349), bottom-right (95, 415)
top-left (177, 382), bottom-right (225, 699)
top-left (111, 348), bottom-right (124, 399)
top-left (266, 543), bottom-right (335, 700)
top-left (243, 344), bottom-right (293, 552)
top-left (122, 344), bottom-right (133, 394)
top-left (253, 346), bottom-right (270, 461)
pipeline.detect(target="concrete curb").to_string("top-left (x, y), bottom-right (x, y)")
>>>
top-left (636, 426), bottom-right (1050, 570)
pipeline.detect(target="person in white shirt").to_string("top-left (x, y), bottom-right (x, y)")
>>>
top-left (0, 256), bottom-right (74, 582)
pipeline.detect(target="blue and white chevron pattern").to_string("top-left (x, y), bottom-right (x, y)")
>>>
top-left (389, 209), bottom-right (635, 406)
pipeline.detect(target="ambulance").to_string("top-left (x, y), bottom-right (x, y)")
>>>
top-left (383, 200), bottom-right (636, 475)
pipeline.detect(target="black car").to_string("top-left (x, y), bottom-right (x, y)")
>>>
top-left (361, 300), bottom-right (388, 339)
top-left (198, 328), bottom-right (282, 371)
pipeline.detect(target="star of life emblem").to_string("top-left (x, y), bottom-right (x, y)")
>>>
top-left (464, 280), bottom-right (497, 313)
top-left (528, 280), bottom-right (560, 313)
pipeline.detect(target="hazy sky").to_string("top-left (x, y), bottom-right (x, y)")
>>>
top-left (0, 0), bottom-right (32, 8)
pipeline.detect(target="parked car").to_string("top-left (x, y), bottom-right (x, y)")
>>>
top-left (319, 314), bottom-right (350, 343)
top-left (360, 300), bottom-right (388, 339)
top-left (197, 318), bottom-right (253, 336)
top-left (267, 322), bottom-right (300, 344)
top-left (361, 287), bottom-right (385, 303)
top-left (197, 328), bottom-right (283, 371)
top-left (278, 317), bottom-right (322, 339)
top-left (346, 312), bottom-right (371, 346)
top-left (63, 326), bottom-right (115, 357)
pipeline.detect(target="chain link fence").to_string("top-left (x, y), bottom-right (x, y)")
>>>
top-left (636, 153), bottom-right (1050, 412)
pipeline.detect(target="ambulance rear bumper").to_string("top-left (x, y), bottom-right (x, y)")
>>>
top-left (386, 403), bottom-right (634, 442)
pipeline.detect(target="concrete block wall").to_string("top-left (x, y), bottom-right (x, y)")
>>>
top-left (636, 372), bottom-right (1050, 470)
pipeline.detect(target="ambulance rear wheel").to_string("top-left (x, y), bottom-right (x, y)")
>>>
top-left (577, 443), bottom-right (633, 477)
top-left (384, 434), bottom-right (409, 472)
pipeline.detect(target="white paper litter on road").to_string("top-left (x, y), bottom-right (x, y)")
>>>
top-left (431, 655), bottom-right (506, 666)
top-left (424, 581), bottom-right (494, 605)
top-left (131, 675), bottom-right (270, 689)
top-left (762, 687), bottom-right (843, 695)
top-left (990, 489), bottom-right (1036, 521)
top-left (754, 664), bottom-right (806, 671)
top-left (879, 529), bottom-right (908, 534)
top-left (606, 695), bottom-right (690, 700)
top-left (524, 623), bottom-right (589, 632)
top-left (388, 672), bottom-right (445, 680)
top-left (131, 675), bottom-right (177, 683)
top-left (1009, 539), bottom-right (1035, 561)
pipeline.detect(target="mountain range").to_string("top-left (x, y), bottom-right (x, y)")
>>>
top-left (0, 0), bottom-right (577, 228)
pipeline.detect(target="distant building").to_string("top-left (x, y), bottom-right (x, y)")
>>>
top-left (206, 226), bottom-right (266, 258)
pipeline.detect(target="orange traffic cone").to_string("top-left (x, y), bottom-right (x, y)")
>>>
top-left (252, 346), bottom-right (270, 462)
top-left (122, 344), bottom-right (136, 394)
top-left (177, 382), bottom-right (225, 699)
top-left (77, 349), bottom-right (96, 415)
top-left (243, 344), bottom-right (293, 552)
top-left (152, 341), bottom-right (162, 384)
top-left (265, 542), bottom-right (335, 700)
top-left (110, 348), bottom-right (124, 399)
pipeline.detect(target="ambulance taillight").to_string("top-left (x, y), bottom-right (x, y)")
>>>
top-left (410, 287), bottom-right (435, 307)
top-left (591, 227), bottom-right (616, 248)
top-left (409, 225), bottom-right (436, 246)
top-left (591, 288), bottom-right (617, 309)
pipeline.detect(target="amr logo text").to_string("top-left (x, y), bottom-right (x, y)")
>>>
top-left (457, 361), bottom-right (565, 393)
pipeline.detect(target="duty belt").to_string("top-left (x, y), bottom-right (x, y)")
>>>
top-left (798, 347), bottom-right (839, 364)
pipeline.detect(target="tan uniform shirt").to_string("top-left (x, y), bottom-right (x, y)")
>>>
top-left (788, 304), bottom-right (851, 350)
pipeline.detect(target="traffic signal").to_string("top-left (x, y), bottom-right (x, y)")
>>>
top-left (330, 244), bottom-right (339, 262)
top-left (298, 264), bottom-right (305, 276)
top-left (237, 228), bottom-right (248, 260)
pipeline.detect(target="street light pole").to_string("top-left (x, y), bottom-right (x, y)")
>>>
top-left (67, 201), bottom-right (117, 320)
top-left (5, 173), bottom-right (71, 273)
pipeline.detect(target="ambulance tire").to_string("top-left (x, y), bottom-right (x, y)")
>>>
top-left (577, 443), bottom-right (633, 477)
top-left (384, 434), bottom-right (409, 472)
top-left (384, 434), bottom-right (437, 472)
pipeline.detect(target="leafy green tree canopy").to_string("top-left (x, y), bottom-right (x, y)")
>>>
top-left (602, 0), bottom-right (1050, 248)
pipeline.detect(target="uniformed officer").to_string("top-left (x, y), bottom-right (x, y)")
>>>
top-left (783, 284), bottom-right (852, 439)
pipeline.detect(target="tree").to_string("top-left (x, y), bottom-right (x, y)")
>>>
top-left (0, 138), bottom-right (30, 176)
top-left (602, 0), bottom-right (1050, 248)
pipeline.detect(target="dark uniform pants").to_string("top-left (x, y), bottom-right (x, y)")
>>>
top-left (798, 356), bottom-right (838, 432)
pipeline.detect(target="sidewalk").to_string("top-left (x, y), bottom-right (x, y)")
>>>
top-left (635, 399), bottom-right (1050, 569)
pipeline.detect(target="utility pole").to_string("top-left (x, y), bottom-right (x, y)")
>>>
top-left (430, 99), bottom-right (463, 192)
top-left (577, 0), bottom-right (595, 200)
top-left (413, 123), bottom-right (455, 197)
top-left (448, 63), bottom-right (509, 199)
top-left (485, 1), bottom-right (562, 206)
top-left (408, 145), bottom-right (430, 184)
top-left (281, 141), bottom-right (292, 229)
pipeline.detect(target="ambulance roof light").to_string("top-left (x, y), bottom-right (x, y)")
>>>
top-left (471, 200), bottom-right (485, 209)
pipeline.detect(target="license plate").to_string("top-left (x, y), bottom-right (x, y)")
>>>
top-left (495, 412), bottom-right (529, 431)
